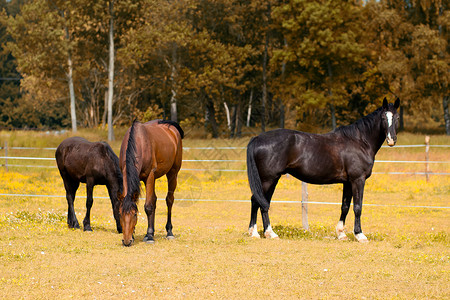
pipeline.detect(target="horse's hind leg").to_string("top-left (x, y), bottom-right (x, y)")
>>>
top-left (165, 170), bottom-right (178, 239)
top-left (336, 182), bottom-right (352, 240)
top-left (261, 177), bottom-right (280, 239)
top-left (64, 178), bottom-right (80, 229)
top-left (83, 181), bottom-right (94, 231)
top-left (248, 197), bottom-right (260, 238)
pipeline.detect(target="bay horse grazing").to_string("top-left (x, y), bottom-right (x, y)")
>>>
top-left (247, 98), bottom-right (400, 242)
top-left (55, 137), bottom-right (123, 233)
top-left (119, 120), bottom-right (183, 246)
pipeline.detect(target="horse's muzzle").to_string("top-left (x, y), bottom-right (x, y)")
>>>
top-left (386, 139), bottom-right (395, 147)
top-left (122, 239), bottom-right (134, 247)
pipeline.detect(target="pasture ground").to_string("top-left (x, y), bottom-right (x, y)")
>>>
top-left (0, 131), bottom-right (449, 299)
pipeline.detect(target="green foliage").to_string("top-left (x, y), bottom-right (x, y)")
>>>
top-left (0, 0), bottom-right (448, 133)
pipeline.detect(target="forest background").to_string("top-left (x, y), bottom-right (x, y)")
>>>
top-left (0, 0), bottom-right (448, 139)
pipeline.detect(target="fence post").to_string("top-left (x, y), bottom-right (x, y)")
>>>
top-left (425, 136), bottom-right (430, 182)
top-left (301, 181), bottom-right (309, 230)
top-left (4, 141), bottom-right (8, 172)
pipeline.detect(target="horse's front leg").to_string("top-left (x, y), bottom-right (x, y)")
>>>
top-left (336, 182), bottom-right (352, 240)
top-left (351, 178), bottom-right (368, 243)
top-left (64, 179), bottom-right (80, 229)
top-left (83, 181), bottom-right (94, 231)
top-left (143, 172), bottom-right (157, 244)
top-left (165, 170), bottom-right (178, 239)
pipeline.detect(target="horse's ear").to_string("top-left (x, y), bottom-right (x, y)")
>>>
top-left (394, 98), bottom-right (400, 109)
top-left (382, 97), bottom-right (388, 109)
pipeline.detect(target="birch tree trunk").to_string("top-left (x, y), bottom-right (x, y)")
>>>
top-left (170, 45), bottom-right (177, 122)
top-left (246, 89), bottom-right (253, 127)
top-left (60, 9), bottom-right (77, 133)
top-left (107, 0), bottom-right (115, 141)
top-left (67, 52), bottom-right (77, 133)
top-left (224, 101), bottom-right (231, 131)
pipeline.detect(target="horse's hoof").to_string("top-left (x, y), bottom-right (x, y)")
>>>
top-left (264, 231), bottom-right (279, 239)
top-left (354, 233), bottom-right (369, 243)
top-left (143, 235), bottom-right (155, 244)
top-left (83, 227), bottom-right (93, 232)
top-left (248, 225), bottom-right (260, 238)
top-left (337, 233), bottom-right (348, 241)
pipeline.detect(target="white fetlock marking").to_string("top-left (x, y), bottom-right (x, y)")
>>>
top-left (264, 225), bottom-right (279, 239)
top-left (336, 221), bottom-right (348, 240)
top-left (249, 224), bottom-right (260, 238)
top-left (354, 232), bottom-right (369, 243)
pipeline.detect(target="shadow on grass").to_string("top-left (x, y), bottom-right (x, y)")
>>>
top-left (260, 224), bottom-right (388, 242)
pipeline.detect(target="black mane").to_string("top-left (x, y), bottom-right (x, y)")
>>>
top-left (123, 121), bottom-right (141, 214)
top-left (158, 120), bottom-right (184, 139)
top-left (333, 107), bottom-right (383, 142)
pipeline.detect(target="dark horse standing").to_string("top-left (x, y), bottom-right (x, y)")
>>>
top-left (247, 98), bottom-right (400, 242)
top-left (119, 120), bottom-right (183, 246)
top-left (55, 137), bottom-right (123, 232)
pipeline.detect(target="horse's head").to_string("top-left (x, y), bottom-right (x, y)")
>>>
top-left (381, 97), bottom-right (400, 147)
top-left (119, 198), bottom-right (138, 247)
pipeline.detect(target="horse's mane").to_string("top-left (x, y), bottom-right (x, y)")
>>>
top-left (101, 142), bottom-right (123, 196)
top-left (333, 107), bottom-right (383, 142)
top-left (158, 120), bottom-right (184, 139)
top-left (122, 121), bottom-right (141, 214)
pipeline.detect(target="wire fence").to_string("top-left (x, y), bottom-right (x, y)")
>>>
top-left (0, 142), bottom-right (449, 212)
top-left (1, 144), bottom-right (449, 176)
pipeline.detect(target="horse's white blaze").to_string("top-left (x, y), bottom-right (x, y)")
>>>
top-left (354, 232), bottom-right (369, 243)
top-left (264, 225), bottom-right (279, 239)
top-left (249, 224), bottom-right (260, 238)
top-left (386, 111), bottom-right (393, 127)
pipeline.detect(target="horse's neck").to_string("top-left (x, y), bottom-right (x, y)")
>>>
top-left (363, 118), bottom-right (385, 158)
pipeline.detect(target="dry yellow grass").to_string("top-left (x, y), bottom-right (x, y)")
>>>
top-left (0, 131), bottom-right (449, 298)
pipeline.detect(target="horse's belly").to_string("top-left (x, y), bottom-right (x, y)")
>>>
top-left (287, 166), bottom-right (346, 185)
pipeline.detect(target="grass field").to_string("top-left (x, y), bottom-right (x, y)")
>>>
top-left (0, 129), bottom-right (449, 298)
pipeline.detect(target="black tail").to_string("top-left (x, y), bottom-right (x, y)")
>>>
top-left (123, 121), bottom-right (140, 213)
top-left (246, 137), bottom-right (270, 212)
top-left (158, 120), bottom-right (184, 139)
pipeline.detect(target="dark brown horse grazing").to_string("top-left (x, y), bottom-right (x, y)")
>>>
top-left (55, 137), bottom-right (123, 233)
top-left (119, 120), bottom-right (183, 246)
top-left (247, 98), bottom-right (400, 242)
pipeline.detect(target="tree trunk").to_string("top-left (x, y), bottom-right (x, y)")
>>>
top-left (399, 105), bottom-right (404, 131)
top-left (279, 102), bottom-right (285, 129)
top-left (107, 0), bottom-right (115, 141)
top-left (224, 101), bottom-right (231, 131)
top-left (67, 52), bottom-right (77, 133)
top-left (102, 90), bottom-right (107, 129)
top-left (327, 60), bottom-right (336, 130)
top-left (235, 98), bottom-right (242, 138)
top-left (169, 44), bottom-right (177, 122)
top-left (247, 89), bottom-right (253, 127)
top-left (205, 95), bottom-right (219, 138)
top-left (443, 95), bottom-right (450, 135)
top-left (261, 33), bottom-right (268, 133)
top-left (329, 103), bottom-right (336, 130)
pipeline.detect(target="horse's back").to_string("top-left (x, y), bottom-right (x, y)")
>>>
top-left (56, 137), bottom-right (117, 183)
top-left (121, 121), bottom-right (183, 179)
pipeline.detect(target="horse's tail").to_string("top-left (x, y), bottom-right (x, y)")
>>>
top-left (123, 121), bottom-right (140, 213)
top-left (158, 119), bottom-right (184, 139)
top-left (246, 137), bottom-right (270, 212)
